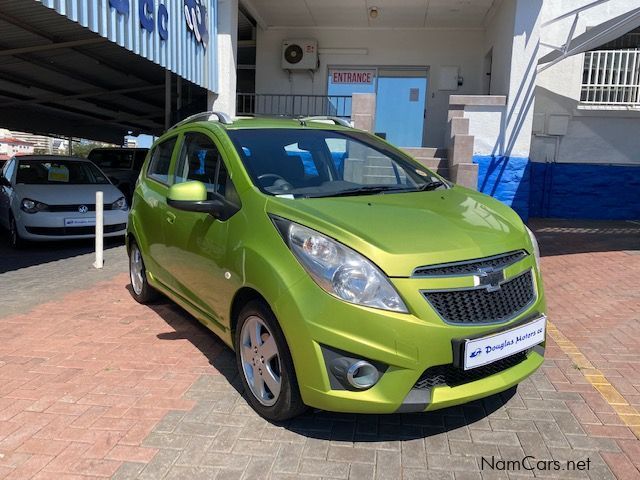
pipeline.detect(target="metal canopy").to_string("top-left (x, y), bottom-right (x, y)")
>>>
top-left (538, 6), bottom-right (640, 71)
top-left (0, 0), bottom-right (205, 144)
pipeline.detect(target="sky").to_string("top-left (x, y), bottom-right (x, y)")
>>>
top-left (127, 134), bottom-right (154, 148)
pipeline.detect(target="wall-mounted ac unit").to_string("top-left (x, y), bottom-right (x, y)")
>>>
top-left (282, 39), bottom-right (318, 70)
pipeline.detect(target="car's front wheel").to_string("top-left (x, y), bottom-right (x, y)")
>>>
top-left (235, 300), bottom-right (306, 421)
top-left (8, 215), bottom-right (23, 249)
top-left (128, 240), bottom-right (158, 304)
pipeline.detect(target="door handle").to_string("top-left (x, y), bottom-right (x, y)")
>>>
top-left (166, 211), bottom-right (176, 224)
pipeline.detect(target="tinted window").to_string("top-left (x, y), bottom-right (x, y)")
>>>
top-left (133, 150), bottom-right (148, 170)
top-left (15, 159), bottom-right (109, 185)
top-left (89, 150), bottom-right (133, 169)
top-left (175, 132), bottom-right (237, 203)
top-left (147, 138), bottom-right (177, 185)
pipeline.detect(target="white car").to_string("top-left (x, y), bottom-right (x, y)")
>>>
top-left (0, 156), bottom-right (129, 248)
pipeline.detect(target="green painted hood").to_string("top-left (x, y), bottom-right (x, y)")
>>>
top-left (266, 186), bottom-right (530, 278)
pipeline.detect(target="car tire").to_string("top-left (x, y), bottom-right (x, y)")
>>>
top-left (8, 215), bottom-right (24, 249)
top-left (128, 240), bottom-right (158, 304)
top-left (235, 300), bottom-right (306, 421)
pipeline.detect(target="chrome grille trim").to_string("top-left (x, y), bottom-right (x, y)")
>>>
top-left (412, 250), bottom-right (528, 278)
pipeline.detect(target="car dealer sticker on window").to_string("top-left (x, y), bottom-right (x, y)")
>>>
top-left (464, 316), bottom-right (546, 370)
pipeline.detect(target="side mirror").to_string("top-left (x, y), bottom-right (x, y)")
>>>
top-left (167, 180), bottom-right (239, 220)
top-left (108, 176), bottom-right (119, 186)
top-left (0, 175), bottom-right (10, 187)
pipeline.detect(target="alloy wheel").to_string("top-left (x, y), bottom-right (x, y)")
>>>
top-left (130, 244), bottom-right (145, 296)
top-left (239, 315), bottom-right (282, 406)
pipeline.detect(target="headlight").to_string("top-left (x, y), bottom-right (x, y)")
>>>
top-left (21, 198), bottom-right (49, 213)
top-left (272, 216), bottom-right (408, 313)
top-left (111, 196), bottom-right (128, 211)
top-left (525, 226), bottom-right (540, 270)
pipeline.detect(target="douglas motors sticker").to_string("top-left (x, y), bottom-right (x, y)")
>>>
top-left (184, 0), bottom-right (209, 48)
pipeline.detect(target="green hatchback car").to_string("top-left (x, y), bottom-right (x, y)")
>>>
top-left (127, 113), bottom-right (546, 420)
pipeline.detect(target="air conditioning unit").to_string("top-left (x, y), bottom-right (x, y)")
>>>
top-left (282, 39), bottom-right (318, 70)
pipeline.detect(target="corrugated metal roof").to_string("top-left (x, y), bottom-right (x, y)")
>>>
top-left (36, 0), bottom-right (218, 92)
top-left (0, 0), bottom-right (211, 142)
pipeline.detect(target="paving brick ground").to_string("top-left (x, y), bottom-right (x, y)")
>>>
top-left (0, 220), bottom-right (638, 479)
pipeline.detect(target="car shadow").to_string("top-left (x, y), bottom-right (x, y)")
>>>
top-left (145, 289), bottom-right (515, 441)
top-left (0, 231), bottom-right (124, 274)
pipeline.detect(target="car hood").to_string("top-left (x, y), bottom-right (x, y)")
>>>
top-left (14, 184), bottom-right (124, 205)
top-left (266, 186), bottom-right (530, 278)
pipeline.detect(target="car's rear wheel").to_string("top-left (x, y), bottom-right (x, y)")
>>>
top-left (128, 240), bottom-right (158, 304)
top-left (9, 215), bottom-right (23, 249)
top-left (235, 300), bottom-right (306, 421)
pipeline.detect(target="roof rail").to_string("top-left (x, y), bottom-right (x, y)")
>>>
top-left (170, 111), bottom-right (233, 130)
top-left (298, 116), bottom-right (353, 128)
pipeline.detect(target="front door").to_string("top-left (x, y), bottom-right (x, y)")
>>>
top-left (162, 129), bottom-right (238, 327)
top-left (375, 69), bottom-right (427, 147)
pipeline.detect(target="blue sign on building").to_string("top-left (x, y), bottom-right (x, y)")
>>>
top-left (37, 0), bottom-right (218, 92)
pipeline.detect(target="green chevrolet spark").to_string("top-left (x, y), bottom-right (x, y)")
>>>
top-left (127, 113), bottom-right (546, 420)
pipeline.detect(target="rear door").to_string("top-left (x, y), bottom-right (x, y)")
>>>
top-left (135, 136), bottom-right (180, 284)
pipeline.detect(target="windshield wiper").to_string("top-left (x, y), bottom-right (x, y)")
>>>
top-left (415, 180), bottom-right (445, 192)
top-left (304, 185), bottom-right (409, 198)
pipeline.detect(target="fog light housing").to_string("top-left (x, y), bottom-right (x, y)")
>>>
top-left (321, 345), bottom-right (386, 391)
top-left (346, 361), bottom-right (380, 390)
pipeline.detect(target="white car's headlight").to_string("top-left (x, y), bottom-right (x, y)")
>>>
top-left (272, 216), bottom-right (408, 313)
top-left (111, 196), bottom-right (128, 211)
top-left (525, 226), bottom-right (540, 270)
top-left (21, 198), bottom-right (49, 213)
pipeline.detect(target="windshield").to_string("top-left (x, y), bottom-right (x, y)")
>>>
top-left (16, 159), bottom-right (110, 185)
top-left (227, 129), bottom-right (446, 198)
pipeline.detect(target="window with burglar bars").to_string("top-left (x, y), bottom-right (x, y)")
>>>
top-left (581, 49), bottom-right (640, 106)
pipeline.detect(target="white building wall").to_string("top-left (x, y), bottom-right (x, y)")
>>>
top-left (533, 0), bottom-right (640, 165)
top-left (466, 0), bottom-right (542, 159)
top-left (209, 0), bottom-right (238, 115)
top-left (255, 27), bottom-right (485, 148)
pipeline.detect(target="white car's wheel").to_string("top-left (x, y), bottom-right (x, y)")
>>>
top-left (8, 215), bottom-right (23, 249)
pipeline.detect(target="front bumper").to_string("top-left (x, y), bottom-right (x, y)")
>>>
top-left (16, 210), bottom-right (128, 241)
top-left (273, 256), bottom-right (546, 414)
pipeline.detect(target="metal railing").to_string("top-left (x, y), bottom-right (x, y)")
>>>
top-left (581, 49), bottom-right (640, 106)
top-left (236, 93), bottom-right (352, 118)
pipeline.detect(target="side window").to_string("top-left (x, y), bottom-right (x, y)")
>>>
top-left (175, 132), bottom-right (237, 203)
top-left (3, 159), bottom-right (16, 183)
top-left (147, 137), bottom-right (177, 185)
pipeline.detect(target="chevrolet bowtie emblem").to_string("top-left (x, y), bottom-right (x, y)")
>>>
top-left (474, 268), bottom-right (506, 292)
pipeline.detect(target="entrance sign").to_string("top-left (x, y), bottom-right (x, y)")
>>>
top-left (37, 0), bottom-right (218, 92)
top-left (331, 70), bottom-right (376, 85)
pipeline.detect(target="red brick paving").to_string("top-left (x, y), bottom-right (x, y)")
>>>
top-left (533, 219), bottom-right (640, 474)
top-left (0, 220), bottom-right (638, 478)
top-left (0, 273), bottom-right (224, 478)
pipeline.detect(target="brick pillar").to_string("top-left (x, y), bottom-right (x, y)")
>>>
top-left (351, 93), bottom-right (376, 133)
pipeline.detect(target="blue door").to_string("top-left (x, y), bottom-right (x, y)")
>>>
top-left (375, 72), bottom-right (427, 147)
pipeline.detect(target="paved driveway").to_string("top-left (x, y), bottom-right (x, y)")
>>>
top-left (0, 220), bottom-right (638, 480)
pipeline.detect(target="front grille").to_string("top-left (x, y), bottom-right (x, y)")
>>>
top-left (26, 223), bottom-right (126, 236)
top-left (47, 204), bottom-right (115, 212)
top-left (423, 271), bottom-right (535, 324)
top-left (413, 250), bottom-right (527, 277)
top-left (414, 351), bottom-right (528, 389)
